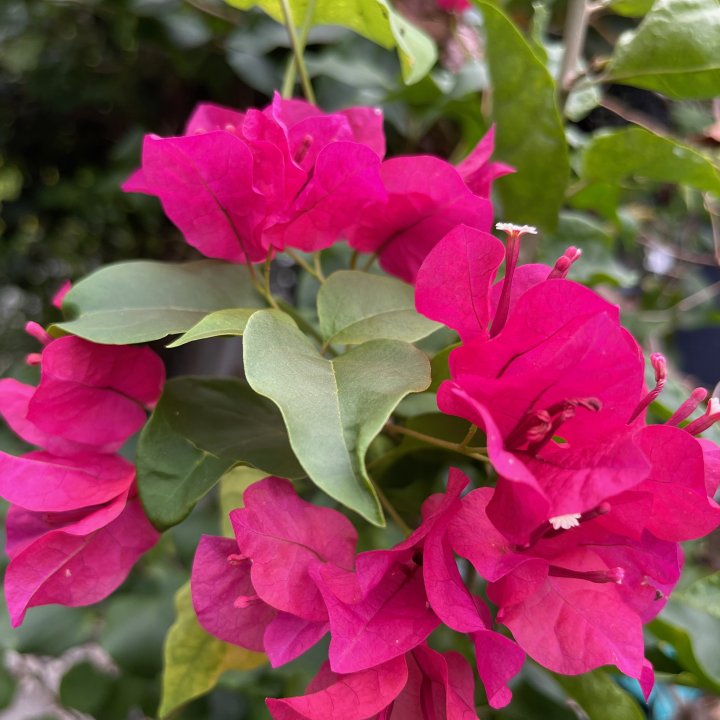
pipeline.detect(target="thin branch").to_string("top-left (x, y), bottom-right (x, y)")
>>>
top-left (281, 0), bottom-right (317, 99)
top-left (371, 478), bottom-right (412, 537)
top-left (384, 423), bottom-right (489, 461)
top-left (278, 0), bottom-right (316, 103)
top-left (558, 0), bottom-right (591, 95)
top-left (286, 249), bottom-right (325, 282)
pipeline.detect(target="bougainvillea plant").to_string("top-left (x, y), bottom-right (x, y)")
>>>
top-left (3, 0), bottom-right (720, 716)
top-left (2, 89), bottom-right (720, 717)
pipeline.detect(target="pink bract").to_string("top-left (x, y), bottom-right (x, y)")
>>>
top-left (5, 497), bottom-right (158, 627)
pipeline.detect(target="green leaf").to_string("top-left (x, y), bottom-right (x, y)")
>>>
top-left (607, 0), bottom-right (720, 99)
top-left (53, 260), bottom-right (262, 344)
top-left (651, 601), bottom-right (720, 693)
top-left (167, 308), bottom-right (256, 348)
top-left (607, 0), bottom-right (655, 16)
top-left (478, 1), bottom-right (569, 230)
top-left (675, 572), bottom-right (720, 620)
top-left (554, 669), bottom-right (644, 720)
top-left (60, 662), bottom-right (114, 715)
top-left (219, 466), bottom-right (267, 537)
top-left (243, 309), bottom-right (431, 525)
top-left (317, 270), bottom-right (441, 346)
top-left (224, 0), bottom-right (436, 84)
top-left (159, 584), bottom-right (265, 718)
top-left (581, 127), bottom-right (720, 195)
top-left (137, 377), bottom-right (304, 530)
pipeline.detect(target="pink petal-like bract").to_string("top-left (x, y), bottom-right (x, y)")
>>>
top-left (415, 225), bottom-right (504, 341)
top-left (634, 425), bottom-right (720, 541)
top-left (0, 451), bottom-right (135, 512)
top-left (231, 476), bottom-right (358, 622)
top-left (347, 156), bottom-right (493, 283)
top-left (263, 613), bottom-right (329, 668)
top-left (27, 337), bottom-right (165, 450)
top-left (123, 131), bottom-right (266, 263)
top-left (191, 535), bottom-right (276, 652)
top-left (266, 656), bottom-right (408, 720)
top-left (456, 126), bottom-right (514, 197)
top-left (5, 497), bottom-right (158, 627)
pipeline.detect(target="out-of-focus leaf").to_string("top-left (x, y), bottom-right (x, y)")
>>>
top-left (60, 662), bottom-right (115, 715)
top-left (223, 0), bottom-right (436, 84)
top-left (243, 309), bottom-right (431, 525)
top-left (159, 584), bottom-right (265, 718)
top-left (0, 663), bottom-right (14, 710)
top-left (608, 0), bottom-right (720, 99)
top-left (651, 601), bottom-right (720, 693)
top-left (675, 573), bottom-right (720, 620)
top-left (167, 308), bottom-right (256, 347)
top-left (478, 1), bottom-right (569, 230)
top-left (607, 0), bottom-right (655, 16)
top-left (137, 377), bottom-right (303, 531)
top-left (53, 260), bottom-right (262, 344)
top-left (554, 669), bottom-right (645, 720)
top-left (317, 270), bottom-right (441, 346)
top-left (219, 466), bottom-right (267, 537)
top-left (14, 605), bottom-right (94, 656)
top-left (581, 127), bottom-right (720, 194)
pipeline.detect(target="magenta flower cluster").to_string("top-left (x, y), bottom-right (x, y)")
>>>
top-left (123, 93), bottom-right (509, 283)
top-left (0, 290), bottom-right (165, 626)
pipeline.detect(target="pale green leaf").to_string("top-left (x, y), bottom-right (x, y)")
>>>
top-left (243, 309), bottom-right (431, 525)
top-left (53, 260), bottom-right (262, 344)
top-left (607, 0), bottom-right (655, 17)
top-left (137, 377), bottom-right (303, 530)
top-left (167, 308), bottom-right (257, 348)
top-left (159, 584), bottom-right (265, 718)
top-left (608, 0), bottom-right (720, 99)
top-left (219, 466), bottom-right (267, 537)
top-left (317, 270), bottom-right (441, 346)
top-left (224, 0), bottom-right (436, 84)
top-left (675, 573), bottom-right (720, 620)
top-left (478, 1), bottom-right (569, 230)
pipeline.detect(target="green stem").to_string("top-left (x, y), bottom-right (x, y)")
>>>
top-left (286, 249), bottom-right (324, 282)
top-left (263, 255), bottom-right (279, 309)
top-left (371, 477), bottom-right (412, 537)
top-left (350, 250), bottom-right (360, 270)
top-left (458, 424), bottom-right (478, 451)
top-left (276, 298), bottom-right (324, 345)
top-left (278, 0), bottom-right (316, 104)
top-left (385, 422), bottom-right (489, 461)
top-left (281, 0), bottom-right (317, 99)
top-left (362, 253), bottom-right (378, 272)
top-left (312, 252), bottom-right (326, 282)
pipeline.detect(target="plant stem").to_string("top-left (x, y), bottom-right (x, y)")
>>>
top-left (263, 255), bottom-right (279, 309)
top-left (371, 477), bottom-right (412, 537)
top-left (281, 0), bottom-right (317, 98)
top-left (286, 249), bottom-right (325, 282)
top-left (362, 253), bottom-right (378, 272)
top-left (349, 250), bottom-right (360, 270)
top-left (278, 0), bottom-right (316, 104)
top-left (558, 0), bottom-right (590, 96)
top-left (276, 298), bottom-right (325, 344)
top-left (312, 252), bottom-right (326, 281)
top-left (384, 423), bottom-right (489, 461)
top-left (458, 424), bottom-right (478, 451)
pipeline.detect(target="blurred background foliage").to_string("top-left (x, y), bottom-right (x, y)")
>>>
top-left (1, 0), bottom-right (719, 718)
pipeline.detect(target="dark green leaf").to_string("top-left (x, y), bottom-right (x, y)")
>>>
top-left (53, 260), bottom-right (262, 344)
top-left (608, 0), bottom-right (720, 99)
top-left (243, 309), bottom-right (431, 525)
top-left (137, 377), bottom-right (304, 530)
top-left (60, 662), bottom-right (115, 715)
top-left (167, 308), bottom-right (257, 347)
top-left (581, 127), bottom-right (720, 195)
top-left (317, 270), bottom-right (441, 346)
top-left (224, 0), bottom-right (436, 84)
top-left (478, 1), bottom-right (569, 230)
top-left (159, 584), bottom-right (265, 718)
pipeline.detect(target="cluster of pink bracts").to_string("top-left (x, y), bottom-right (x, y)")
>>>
top-left (0, 293), bottom-right (165, 626)
top-left (2, 95), bottom-right (720, 717)
top-left (190, 225), bottom-right (720, 718)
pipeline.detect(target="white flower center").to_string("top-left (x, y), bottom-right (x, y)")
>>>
top-left (549, 513), bottom-right (582, 531)
top-left (495, 222), bottom-right (538, 235)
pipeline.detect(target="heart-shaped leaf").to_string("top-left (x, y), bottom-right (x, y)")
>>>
top-left (317, 270), bottom-right (441, 346)
top-left (136, 376), bottom-right (304, 530)
top-left (243, 310), bottom-right (431, 525)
